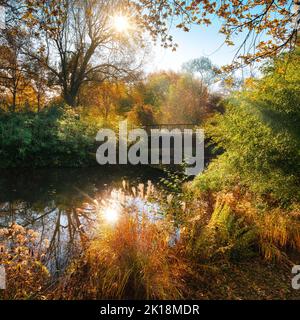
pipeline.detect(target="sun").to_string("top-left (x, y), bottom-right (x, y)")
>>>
top-left (113, 14), bottom-right (130, 33)
top-left (103, 207), bottom-right (120, 224)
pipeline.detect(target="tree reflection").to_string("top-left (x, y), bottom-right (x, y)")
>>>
top-left (0, 200), bottom-right (95, 274)
top-left (0, 166), bottom-right (162, 274)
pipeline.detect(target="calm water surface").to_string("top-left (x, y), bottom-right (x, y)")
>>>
top-left (0, 166), bottom-right (164, 273)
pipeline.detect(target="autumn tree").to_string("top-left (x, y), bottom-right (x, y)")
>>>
top-left (2, 0), bottom-right (298, 111)
top-left (5, 0), bottom-right (146, 107)
top-left (127, 103), bottom-right (156, 126)
top-left (28, 56), bottom-right (49, 111)
top-left (163, 73), bottom-right (209, 123)
top-left (131, 0), bottom-right (300, 70)
top-left (2, 0), bottom-right (297, 108)
top-left (138, 72), bottom-right (174, 108)
top-left (79, 81), bottom-right (128, 119)
top-left (132, 72), bottom-right (209, 124)
top-left (0, 28), bottom-right (32, 111)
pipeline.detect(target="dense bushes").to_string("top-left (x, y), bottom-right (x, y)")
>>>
top-left (194, 52), bottom-right (300, 206)
top-left (0, 105), bottom-right (101, 168)
top-left (187, 52), bottom-right (300, 267)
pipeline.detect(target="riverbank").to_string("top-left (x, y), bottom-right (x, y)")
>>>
top-left (1, 176), bottom-right (299, 300)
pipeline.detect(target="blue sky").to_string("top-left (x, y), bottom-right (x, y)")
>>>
top-left (146, 20), bottom-right (247, 73)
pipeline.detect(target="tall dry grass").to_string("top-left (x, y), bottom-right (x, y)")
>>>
top-left (54, 182), bottom-right (188, 299)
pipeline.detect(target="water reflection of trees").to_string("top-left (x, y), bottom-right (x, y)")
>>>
top-left (0, 167), bottom-right (161, 273)
top-left (0, 168), bottom-right (105, 273)
top-left (0, 200), bottom-right (95, 274)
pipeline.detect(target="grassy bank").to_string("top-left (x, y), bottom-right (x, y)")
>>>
top-left (1, 180), bottom-right (299, 300)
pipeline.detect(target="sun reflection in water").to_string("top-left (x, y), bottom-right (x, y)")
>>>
top-left (103, 207), bottom-right (120, 224)
top-left (97, 183), bottom-right (161, 226)
top-left (85, 181), bottom-right (180, 244)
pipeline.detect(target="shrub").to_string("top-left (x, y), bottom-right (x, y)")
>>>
top-left (194, 52), bottom-right (300, 206)
top-left (0, 105), bottom-right (100, 168)
top-left (181, 183), bottom-right (300, 262)
top-left (185, 198), bottom-right (257, 262)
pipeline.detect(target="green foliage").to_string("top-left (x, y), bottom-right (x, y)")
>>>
top-left (159, 165), bottom-right (189, 195)
top-left (140, 73), bottom-right (173, 109)
top-left (188, 200), bottom-right (257, 262)
top-left (194, 53), bottom-right (300, 205)
top-left (0, 105), bottom-right (100, 168)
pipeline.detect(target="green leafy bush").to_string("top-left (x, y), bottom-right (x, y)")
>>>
top-left (0, 105), bottom-right (100, 168)
top-left (188, 200), bottom-right (257, 262)
top-left (194, 52), bottom-right (300, 206)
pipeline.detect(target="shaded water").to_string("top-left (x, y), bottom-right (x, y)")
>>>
top-left (0, 166), bottom-right (164, 273)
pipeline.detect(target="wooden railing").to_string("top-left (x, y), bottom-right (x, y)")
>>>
top-left (129, 123), bottom-right (198, 133)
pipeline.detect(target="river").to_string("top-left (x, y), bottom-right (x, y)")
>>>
top-left (0, 166), bottom-right (165, 274)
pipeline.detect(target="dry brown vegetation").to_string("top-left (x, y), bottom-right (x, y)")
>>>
top-left (1, 181), bottom-right (300, 300)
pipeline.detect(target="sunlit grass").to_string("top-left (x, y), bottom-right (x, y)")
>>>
top-left (55, 181), bottom-right (187, 299)
top-left (2, 180), bottom-right (300, 300)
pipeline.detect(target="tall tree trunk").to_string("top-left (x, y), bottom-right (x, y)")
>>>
top-left (64, 91), bottom-right (77, 107)
top-left (37, 93), bottom-right (41, 112)
top-left (63, 82), bottom-right (81, 107)
top-left (12, 90), bottom-right (16, 112)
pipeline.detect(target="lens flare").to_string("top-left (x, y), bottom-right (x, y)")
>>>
top-left (103, 207), bottom-right (119, 224)
top-left (113, 15), bottom-right (130, 33)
